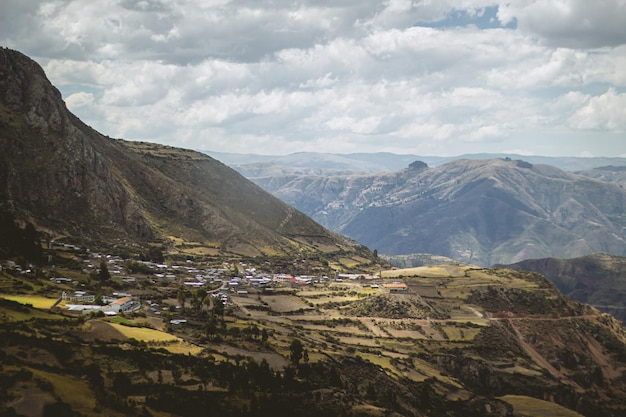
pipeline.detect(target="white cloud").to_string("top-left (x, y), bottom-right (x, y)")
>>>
top-left (569, 88), bottom-right (626, 130)
top-left (65, 92), bottom-right (94, 109)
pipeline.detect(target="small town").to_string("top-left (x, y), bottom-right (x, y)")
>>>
top-left (0, 240), bottom-right (392, 329)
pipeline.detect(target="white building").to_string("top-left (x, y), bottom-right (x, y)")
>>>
top-left (108, 296), bottom-right (135, 313)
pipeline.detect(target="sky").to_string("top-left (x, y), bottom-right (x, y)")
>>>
top-left (2, 0), bottom-right (626, 157)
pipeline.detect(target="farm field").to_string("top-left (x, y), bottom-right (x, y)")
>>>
top-left (1, 294), bottom-right (59, 309)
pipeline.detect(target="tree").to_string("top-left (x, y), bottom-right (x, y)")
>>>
top-left (112, 372), bottom-right (131, 396)
top-left (289, 339), bottom-right (304, 367)
top-left (146, 247), bottom-right (164, 263)
top-left (177, 289), bottom-right (186, 309)
top-left (205, 314), bottom-right (218, 336)
top-left (203, 295), bottom-right (212, 312)
top-left (191, 289), bottom-right (207, 312)
top-left (98, 260), bottom-right (110, 285)
top-left (212, 297), bottom-right (225, 324)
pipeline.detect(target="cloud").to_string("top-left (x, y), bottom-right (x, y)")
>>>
top-left (498, 0), bottom-right (626, 48)
top-left (569, 88), bottom-right (626, 130)
top-left (65, 92), bottom-right (95, 109)
top-left (1, 0), bottom-right (625, 157)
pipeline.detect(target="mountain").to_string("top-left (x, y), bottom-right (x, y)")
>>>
top-left (577, 165), bottom-right (626, 187)
top-left (0, 48), bottom-right (369, 261)
top-left (203, 150), bottom-right (626, 174)
top-left (202, 151), bottom-right (432, 173)
top-left (246, 157), bottom-right (626, 265)
top-left (502, 253), bottom-right (626, 323)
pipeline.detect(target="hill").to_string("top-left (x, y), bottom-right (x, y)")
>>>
top-left (502, 253), bottom-right (626, 323)
top-left (0, 48), bottom-right (371, 263)
top-left (576, 165), bottom-right (626, 187)
top-left (245, 157), bottom-right (626, 265)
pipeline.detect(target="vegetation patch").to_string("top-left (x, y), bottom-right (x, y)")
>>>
top-left (30, 368), bottom-right (97, 415)
top-left (500, 395), bottom-right (585, 417)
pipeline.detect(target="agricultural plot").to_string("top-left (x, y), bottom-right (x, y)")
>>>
top-left (334, 335), bottom-right (379, 348)
top-left (1, 294), bottom-right (58, 309)
top-left (377, 320), bottom-right (429, 340)
top-left (383, 265), bottom-right (468, 278)
top-left (296, 321), bottom-right (372, 336)
top-left (499, 395), bottom-right (585, 417)
top-left (107, 321), bottom-right (180, 342)
top-left (259, 294), bottom-right (314, 313)
top-left (410, 284), bottom-right (441, 298)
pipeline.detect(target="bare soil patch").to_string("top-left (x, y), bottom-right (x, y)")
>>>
top-left (260, 295), bottom-right (313, 313)
top-left (76, 320), bottom-right (127, 341)
top-left (7, 383), bottom-right (55, 417)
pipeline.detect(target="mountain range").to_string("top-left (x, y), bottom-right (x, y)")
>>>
top-left (0, 48), bottom-right (370, 264)
top-left (204, 150), bottom-right (626, 174)
top-left (239, 157), bottom-right (626, 265)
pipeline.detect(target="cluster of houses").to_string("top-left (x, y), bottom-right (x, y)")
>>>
top-left (64, 291), bottom-right (140, 315)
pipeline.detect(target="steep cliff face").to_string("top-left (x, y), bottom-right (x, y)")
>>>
top-left (0, 48), bottom-right (152, 242)
top-left (0, 48), bottom-right (365, 258)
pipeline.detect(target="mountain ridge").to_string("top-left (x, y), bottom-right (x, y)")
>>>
top-left (245, 157), bottom-right (626, 265)
top-left (204, 149), bottom-right (626, 174)
top-left (502, 253), bottom-right (626, 323)
top-left (0, 47), bottom-right (370, 262)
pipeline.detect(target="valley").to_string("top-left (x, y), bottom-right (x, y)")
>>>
top-left (2, 46), bottom-right (626, 417)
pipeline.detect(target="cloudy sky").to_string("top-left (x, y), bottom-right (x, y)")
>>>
top-left (2, 0), bottom-right (626, 157)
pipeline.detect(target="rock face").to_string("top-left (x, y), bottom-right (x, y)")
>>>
top-left (0, 48), bottom-right (365, 258)
top-left (246, 157), bottom-right (626, 265)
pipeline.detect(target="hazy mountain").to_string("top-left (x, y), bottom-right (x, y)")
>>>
top-left (247, 157), bottom-right (626, 265)
top-left (0, 48), bottom-right (369, 260)
top-left (577, 165), bottom-right (626, 187)
top-left (502, 253), bottom-right (626, 323)
top-left (203, 150), bottom-right (626, 175)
